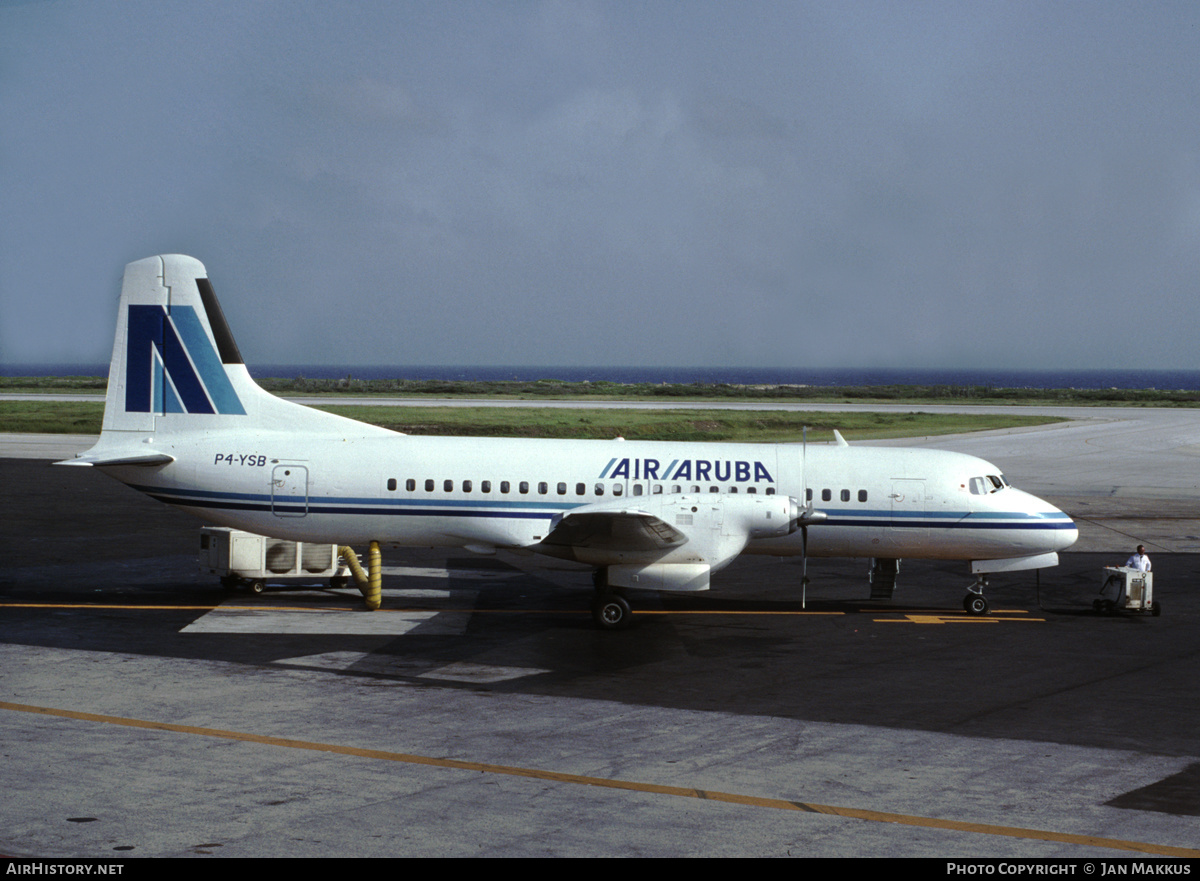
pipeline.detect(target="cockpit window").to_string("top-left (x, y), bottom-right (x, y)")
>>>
top-left (970, 475), bottom-right (1008, 494)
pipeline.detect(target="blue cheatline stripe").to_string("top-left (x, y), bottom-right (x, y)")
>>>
top-left (127, 483), bottom-right (586, 511)
top-left (824, 518), bottom-right (1077, 531)
top-left (144, 493), bottom-right (562, 520)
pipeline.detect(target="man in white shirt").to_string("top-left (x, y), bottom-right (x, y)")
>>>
top-left (1125, 545), bottom-right (1152, 572)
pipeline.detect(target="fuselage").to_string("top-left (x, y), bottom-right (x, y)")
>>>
top-left (108, 432), bottom-right (1078, 568)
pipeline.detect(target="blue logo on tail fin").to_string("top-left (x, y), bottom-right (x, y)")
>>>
top-left (125, 305), bottom-right (246, 415)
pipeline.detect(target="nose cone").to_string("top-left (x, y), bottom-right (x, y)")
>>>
top-left (1018, 489), bottom-right (1078, 552)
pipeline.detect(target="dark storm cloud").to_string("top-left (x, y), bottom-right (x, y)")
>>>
top-left (2, 1), bottom-right (1197, 370)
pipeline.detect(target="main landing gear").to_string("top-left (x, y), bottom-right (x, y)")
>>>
top-left (963, 575), bottom-right (990, 616)
top-left (591, 569), bottom-right (632, 630)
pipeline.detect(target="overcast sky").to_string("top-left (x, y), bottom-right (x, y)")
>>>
top-left (2, 0), bottom-right (1197, 371)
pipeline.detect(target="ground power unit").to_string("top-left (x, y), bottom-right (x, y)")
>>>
top-left (198, 526), bottom-right (349, 593)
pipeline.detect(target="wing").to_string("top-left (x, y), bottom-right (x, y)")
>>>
top-left (537, 494), bottom-right (800, 590)
top-left (542, 507), bottom-right (688, 554)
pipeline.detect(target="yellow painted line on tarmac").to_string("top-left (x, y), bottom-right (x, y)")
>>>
top-left (5, 602), bottom-right (1059, 623)
top-left (638, 609), bottom-right (844, 616)
top-left (0, 602), bottom-right (844, 617)
top-left (881, 608), bottom-right (1034, 614)
top-left (2, 700), bottom-right (1196, 858)
top-left (874, 614), bottom-right (1045, 624)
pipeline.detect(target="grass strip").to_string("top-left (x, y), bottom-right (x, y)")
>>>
top-left (0, 401), bottom-right (1060, 442)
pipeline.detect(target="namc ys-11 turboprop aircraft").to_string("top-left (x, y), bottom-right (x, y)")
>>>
top-left (60, 255), bottom-right (1078, 628)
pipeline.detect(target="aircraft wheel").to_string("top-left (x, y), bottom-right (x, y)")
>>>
top-left (965, 594), bottom-right (989, 616)
top-left (249, 580), bottom-right (265, 595)
top-left (592, 592), bottom-right (631, 630)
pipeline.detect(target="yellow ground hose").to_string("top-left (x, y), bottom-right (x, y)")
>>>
top-left (338, 544), bottom-right (382, 610)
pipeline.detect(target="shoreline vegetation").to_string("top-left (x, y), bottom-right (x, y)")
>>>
top-left (4, 374), bottom-right (1200, 405)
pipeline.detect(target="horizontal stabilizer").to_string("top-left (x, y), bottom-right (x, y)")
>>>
top-left (55, 452), bottom-right (176, 467)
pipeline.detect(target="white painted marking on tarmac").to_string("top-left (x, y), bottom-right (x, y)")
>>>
top-left (416, 662), bottom-right (552, 683)
top-left (329, 587), bottom-right (453, 600)
top-left (182, 607), bottom-right (471, 635)
top-left (382, 566), bottom-right (517, 580)
top-left (184, 578), bottom-right (488, 635)
top-left (277, 651), bottom-right (374, 670)
top-left (276, 651), bottom-right (549, 682)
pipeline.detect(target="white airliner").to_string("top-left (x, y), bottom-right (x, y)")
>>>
top-left (60, 255), bottom-right (1078, 627)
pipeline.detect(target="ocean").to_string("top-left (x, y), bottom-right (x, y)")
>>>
top-left (6, 363), bottom-right (1200, 390)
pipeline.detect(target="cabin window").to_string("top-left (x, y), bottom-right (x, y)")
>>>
top-left (463, 480), bottom-right (472, 493)
top-left (594, 483), bottom-right (605, 496)
top-left (806, 488), bottom-right (813, 502)
top-left (671, 485), bottom-right (682, 494)
top-left (858, 490), bottom-right (868, 502)
top-left (481, 480), bottom-right (491, 493)
top-left (729, 486), bottom-right (738, 493)
top-left (538, 482), bottom-right (548, 494)
top-left (575, 483), bottom-right (586, 495)
top-left (822, 489), bottom-right (831, 502)
top-left (557, 482), bottom-right (567, 495)
top-left (613, 484), bottom-right (623, 496)
top-left (387, 478), bottom-right (397, 491)
top-left (709, 486), bottom-right (719, 493)
top-left (425, 479), bottom-right (435, 492)
top-left (406, 479), bottom-right (416, 492)
top-left (765, 487), bottom-right (774, 495)
top-left (841, 489), bottom-right (850, 502)
top-left (501, 481), bottom-right (511, 494)
top-left (444, 479), bottom-right (454, 492)
top-left (747, 487), bottom-right (756, 494)
top-left (519, 481), bottom-right (529, 494)
top-left (652, 484), bottom-right (663, 494)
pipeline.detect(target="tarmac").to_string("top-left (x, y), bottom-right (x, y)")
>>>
top-left (2, 406), bottom-right (1199, 858)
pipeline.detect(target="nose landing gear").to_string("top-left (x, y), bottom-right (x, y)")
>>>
top-left (963, 576), bottom-right (990, 616)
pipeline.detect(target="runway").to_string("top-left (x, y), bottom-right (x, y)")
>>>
top-left (2, 408), bottom-right (1199, 857)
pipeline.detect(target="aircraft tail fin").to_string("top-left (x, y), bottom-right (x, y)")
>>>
top-left (100, 255), bottom-right (251, 433)
top-left (60, 255), bottom-right (392, 466)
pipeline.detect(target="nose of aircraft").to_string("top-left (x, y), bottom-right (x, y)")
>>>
top-left (1019, 489), bottom-right (1079, 552)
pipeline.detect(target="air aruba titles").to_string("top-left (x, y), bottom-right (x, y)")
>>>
top-left (599, 457), bottom-right (775, 484)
